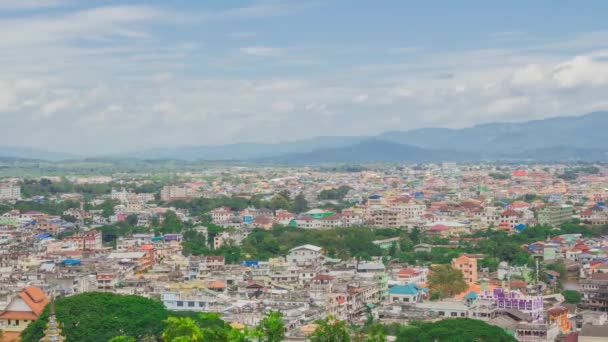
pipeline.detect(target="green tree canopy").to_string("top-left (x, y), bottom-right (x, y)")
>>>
top-left (310, 316), bottom-right (350, 342)
top-left (562, 290), bottom-right (582, 304)
top-left (428, 264), bottom-right (468, 297)
top-left (21, 293), bottom-right (169, 342)
top-left (395, 318), bottom-right (517, 341)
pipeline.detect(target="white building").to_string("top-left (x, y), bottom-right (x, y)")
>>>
top-left (287, 244), bottom-right (322, 267)
top-left (0, 183), bottom-right (21, 201)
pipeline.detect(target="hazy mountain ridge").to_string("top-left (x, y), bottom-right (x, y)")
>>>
top-left (1, 112), bottom-right (607, 162)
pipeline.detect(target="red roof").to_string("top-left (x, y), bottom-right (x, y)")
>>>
top-left (313, 274), bottom-right (334, 281)
top-left (398, 269), bottom-right (419, 276)
top-left (430, 224), bottom-right (450, 231)
top-left (501, 209), bottom-right (520, 217)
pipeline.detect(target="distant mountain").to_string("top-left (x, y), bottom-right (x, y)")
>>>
top-left (123, 111), bottom-right (608, 163)
top-left (0, 146), bottom-right (75, 161)
top-left (115, 136), bottom-right (366, 161)
top-left (261, 139), bottom-right (475, 164)
top-left (2, 112), bottom-right (608, 162)
top-left (379, 111), bottom-right (608, 153)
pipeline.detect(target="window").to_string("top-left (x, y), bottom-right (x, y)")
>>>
top-left (188, 301), bottom-right (195, 307)
top-left (177, 301), bottom-right (184, 307)
top-left (451, 312), bottom-right (457, 317)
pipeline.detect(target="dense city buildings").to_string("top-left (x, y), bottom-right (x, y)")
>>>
top-left (0, 163), bottom-right (608, 341)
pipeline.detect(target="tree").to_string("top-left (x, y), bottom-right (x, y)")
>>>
top-left (108, 337), bottom-right (136, 342)
top-left (395, 318), bottom-right (516, 341)
top-left (428, 264), bottom-right (467, 297)
top-left (310, 316), bottom-right (350, 342)
top-left (21, 292), bottom-right (168, 342)
top-left (562, 290), bottom-right (582, 304)
top-left (256, 311), bottom-right (285, 342)
top-left (293, 193), bottom-right (309, 213)
top-left (61, 214), bottom-right (78, 223)
top-left (162, 210), bottom-right (182, 234)
top-left (126, 214), bottom-right (139, 226)
top-left (162, 317), bottom-right (202, 342)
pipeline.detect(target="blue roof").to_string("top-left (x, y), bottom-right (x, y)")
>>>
top-left (36, 233), bottom-right (52, 239)
top-left (464, 291), bottom-right (478, 300)
top-left (369, 194), bottom-right (382, 199)
top-left (389, 284), bottom-right (423, 295)
top-left (515, 224), bottom-right (526, 231)
top-left (62, 259), bottom-right (81, 265)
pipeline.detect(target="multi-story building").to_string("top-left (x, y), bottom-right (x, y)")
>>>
top-left (537, 205), bottom-right (572, 227)
top-left (451, 255), bottom-right (478, 285)
top-left (580, 273), bottom-right (608, 311)
top-left (0, 183), bottom-right (21, 201)
top-left (287, 244), bottom-right (322, 267)
top-left (160, 185), bottom-right (192, 202)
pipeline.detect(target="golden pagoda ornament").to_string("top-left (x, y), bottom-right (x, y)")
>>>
top-left (39, 296), bottom-right (65, 342)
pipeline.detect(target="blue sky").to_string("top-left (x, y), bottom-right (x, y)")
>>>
top-left (1, 0), bottom-right (608, 154)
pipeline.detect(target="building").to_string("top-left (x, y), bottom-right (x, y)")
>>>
top-left (39, 299), bottom-right (65, 342)
top-left (537, 205), bottom-right (572, 227)
top-left (0, 286), bottom-right (49, 339)
top-left (579, 324), bottom-right (608, 342)
top-left (388, 284), bottom-right (425, 304)
top-left (452, 255), bottom-right (478, 285)
top-left (287, 244), bottom-right (322, 267)
top-left (580, 273), bottom-right (608, 311)
top-left (0, 183), bottom-right (21, 202)
top-left (160, 185), bottom-right (192, 202)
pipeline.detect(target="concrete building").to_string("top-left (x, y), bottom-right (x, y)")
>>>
top-left (537, 205), bottom-right (572, 227)
top-left (452, 255), bottom-right (478, 285)
top-left (0, 183), bottom-right (21, 201)
top-left (287, 244), bottom-right (322, 267)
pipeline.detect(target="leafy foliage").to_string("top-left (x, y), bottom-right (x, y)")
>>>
top-left (428, 264), bottom-right (467, 298)
top-left (21, 292), bottom-right (169, 342)
top-left (241, 226), bottom-right (396, 260)
top-left (395, 318), bottom-right (517, 341)
top-left (562, 290), bottom-right (582, 304)
top-left (310, 316), bottom-right (350, 342)
top-left (318, 186), bottom-right (352, 201)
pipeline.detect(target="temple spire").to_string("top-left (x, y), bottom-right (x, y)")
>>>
top-left (39, 294), bottom-right (65, 342)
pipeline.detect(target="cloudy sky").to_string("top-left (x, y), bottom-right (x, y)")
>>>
top-left (1, 0), bottom-right (608, 154)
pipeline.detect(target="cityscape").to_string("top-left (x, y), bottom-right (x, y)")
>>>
top-left (1, 1), bottom-right (608, 342)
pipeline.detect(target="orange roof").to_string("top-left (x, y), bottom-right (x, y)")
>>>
top-left (0, 311), bottom-right (38, 320)
top-left (0, 331), bottom-right (21, 342)
top-left (20, 286), bottom-right (49, 316)
top-left (452, 255), bottom-right (472, 264)
top-left (208, 281), bottom-right (226, 289)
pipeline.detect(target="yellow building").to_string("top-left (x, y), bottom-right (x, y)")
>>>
top-left (0, 286), bottom-right (49, 341)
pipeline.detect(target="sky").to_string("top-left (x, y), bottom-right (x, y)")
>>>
top-left (1, 0), bottom-right (608, 155)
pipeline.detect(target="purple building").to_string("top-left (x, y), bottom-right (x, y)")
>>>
top-left (478, 288), bottom-right (544, 322)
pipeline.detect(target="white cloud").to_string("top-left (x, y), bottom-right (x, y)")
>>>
top-left (552, 55), bottom-right (608, 88)
top-left (388, 86), bottom-right (413, 98)
top-left (240, 46), bottom-right (284, 57)
top-left (41, 98), bottom-right (71, 116)
top-left (0, 0), bottom-right (72, 11)
top-left (511, 64), bottom-right (545, 85)
top-left (271, 100), bottom-right (295, 113)
top-left (0, 81), bottom-right (15, 111)
top-left (228, 31), bottom-right (256, 39)
top-left (487, 97), bottom-right (529, 114)
top-left (353, 94), bottom-right (369, 103)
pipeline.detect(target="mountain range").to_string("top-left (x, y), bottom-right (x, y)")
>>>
top-left (3, 111), bottom-right (608, 163)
